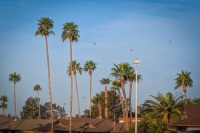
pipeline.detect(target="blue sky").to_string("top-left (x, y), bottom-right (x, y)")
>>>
top-left (0, 0), bottom-right (200, 117)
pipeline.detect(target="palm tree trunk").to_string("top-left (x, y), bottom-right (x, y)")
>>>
top-left (14, 82), bottom-right (17, 120)
top-left (90, 72), bottom-right (92, 118)
top-left (69, 40), bottom-right (73, 133)
top-left (117, 89), bottom-right (125, 125)
top-left (120, 77), bottom-right (128, 130)
top-left (3, 107), bottom-right (5, 116)
top-left (45, 35), bottom-right (53, 132)
top-left (183, 85), bottom-right (187, 104)
top-left (37, 91), bottom-right (41, 119)
top-left (129, 82), bottom-right (133, 126)
top-left (74, 74), bottom-right (81, 118)
top-left (105, 86), bottom-right (108, 119)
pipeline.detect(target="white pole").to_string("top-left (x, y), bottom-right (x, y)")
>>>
top-left (135, 65), bottom-right (138, 133)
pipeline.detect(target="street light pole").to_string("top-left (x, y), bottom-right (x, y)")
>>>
top-left (134, 58), bottom-right (140, 133)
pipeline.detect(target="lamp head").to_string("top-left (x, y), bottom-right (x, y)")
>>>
top-left (134, 58), bottom-right (140, 64)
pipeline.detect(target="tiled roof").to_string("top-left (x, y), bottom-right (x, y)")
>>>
top-left (0, 116), bottom-right (124, 132)
top-left (171, 104), bottom-right (200, 127)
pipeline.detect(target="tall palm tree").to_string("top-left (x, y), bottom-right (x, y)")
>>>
top-left (67, 60), bottom-right (82, 118)
top-left (110, 80), bottom-right (125, 122)
top-left (111, 63), bottom-right (133, 130)
top-left (100, 78), bottom-right (111, 119)
top-left (143, 92), bottom-right (183, 124)
top-left (174, 70), bottom-right (193, 101)
top-left (0, 95), bottom-right (9, 116)
top-left (33, 84), bottom-right (42, 119)
top-left (8, 72), bottom-right (21, 121)
top-left (62, 22), bottom-right (79, 133)
top-left (84, 60), bottom-right (97, 118)
top-left (127, 72), bottom-right (142, 125)
top-left (35, 17), bottom-right (54, 132)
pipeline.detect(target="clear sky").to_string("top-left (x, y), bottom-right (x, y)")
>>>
top-left (0, 0), bottom-right (200, 117)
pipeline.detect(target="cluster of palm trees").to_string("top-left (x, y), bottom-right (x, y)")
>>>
top-left (2, 16), bottom-right (193, 133)
top-left (0, 95), bottom-right (9, 116)
top-left (110, 63), bottom-right (142, 130)
top-left (35, 17), bottom-right (98, 133)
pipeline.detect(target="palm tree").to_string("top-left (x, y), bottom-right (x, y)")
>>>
top-left (84, 60), bottom-right (97, 118)
top-left (142, 92), bottom-right (183, 124)
top-left (0, 95), bottom-right (9, 116)
top-left (174, 70), bottom-right (193, 101)
top-left (127, 72), bottom-right (142, 125)
top-left (100, 78), bottom-right (111, 119)
top-left (67, 60), bottom-right (82, 118)
top-left (62, 22), bottom-right (79, 133)
top-left (35, 17), bottom-right (54, 132)
top-left (8, 72), bottom-right (21, 121)
top-left (33, 84), bottom-right (42, 119)
top-left (110, 63), bottom-right (133, 129)
top-left (110, 80), bottom-right (125, 122)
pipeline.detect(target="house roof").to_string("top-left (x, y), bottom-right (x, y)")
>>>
top-left (58, 118), bottom-right (116, 132)
top-left (0, 116), bottom-right (124, 132)
top-left (171, 104), bottom-right (200, 127)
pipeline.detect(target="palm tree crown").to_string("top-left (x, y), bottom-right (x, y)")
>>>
top-left (175, 70), bottom-right (193, 89)
top-left (174, 70), bottom-right (193, 100)
top-left (143, 92), bottom-right (183, 124)
top-left (100, 78), bottom-right (111, 85)
top-left (35, 17), bottom-right (55, 36)
top-left (9, 72), bottom-right (21, 83)
top-left (61, 22), bottom-right (80, 42)
top-left (34, 84), bottom-right (42, 92)
top-left (84, 60), bottom-right (97, 75)
top-left (67, 60), bottom-right (82, 76)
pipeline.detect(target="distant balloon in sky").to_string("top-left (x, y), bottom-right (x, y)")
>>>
top-left (130, 49), bottom-right (133, 52)
top-left (93, 42), bottom-right (96, 45)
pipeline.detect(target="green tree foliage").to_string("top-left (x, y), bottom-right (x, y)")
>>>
top-left (20, 97), bottom-right (67, 119)
top-left (83, 89), bottom-right (122, 121)
top-left (142, 92), bottom-right (183, 124)
top-left (187, 97), bottom-right (200, 104)
top-left (0, 95), bottom-right (9, 115)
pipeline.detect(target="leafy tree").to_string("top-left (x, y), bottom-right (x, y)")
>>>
top-left (100, 78), bottom-right (111, 119)
top-left (20, 97), bottom-right (67, 119)
top-left (8, 72), bottom-right (21, 121)
top-left (35, 17), bottom-right (55, 131)
top-left (67, 60), bottom-right (82, 118)
top-left (33, 84), bottom-right (42, 119)
top-left (84, 89), bottom-right (122, 121)
top-left (174, 70), bottom-right (193, 101)
top-left (0, 95), bottom-right (9, 115)
top-left (142, 92), bottom-right (183, 124)
top-left (84, 60), bottom-right (97, 118)
top-left (62, 21), bottom-right (80, 133)
top-left (20, 97), bottom-right (38, 119)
